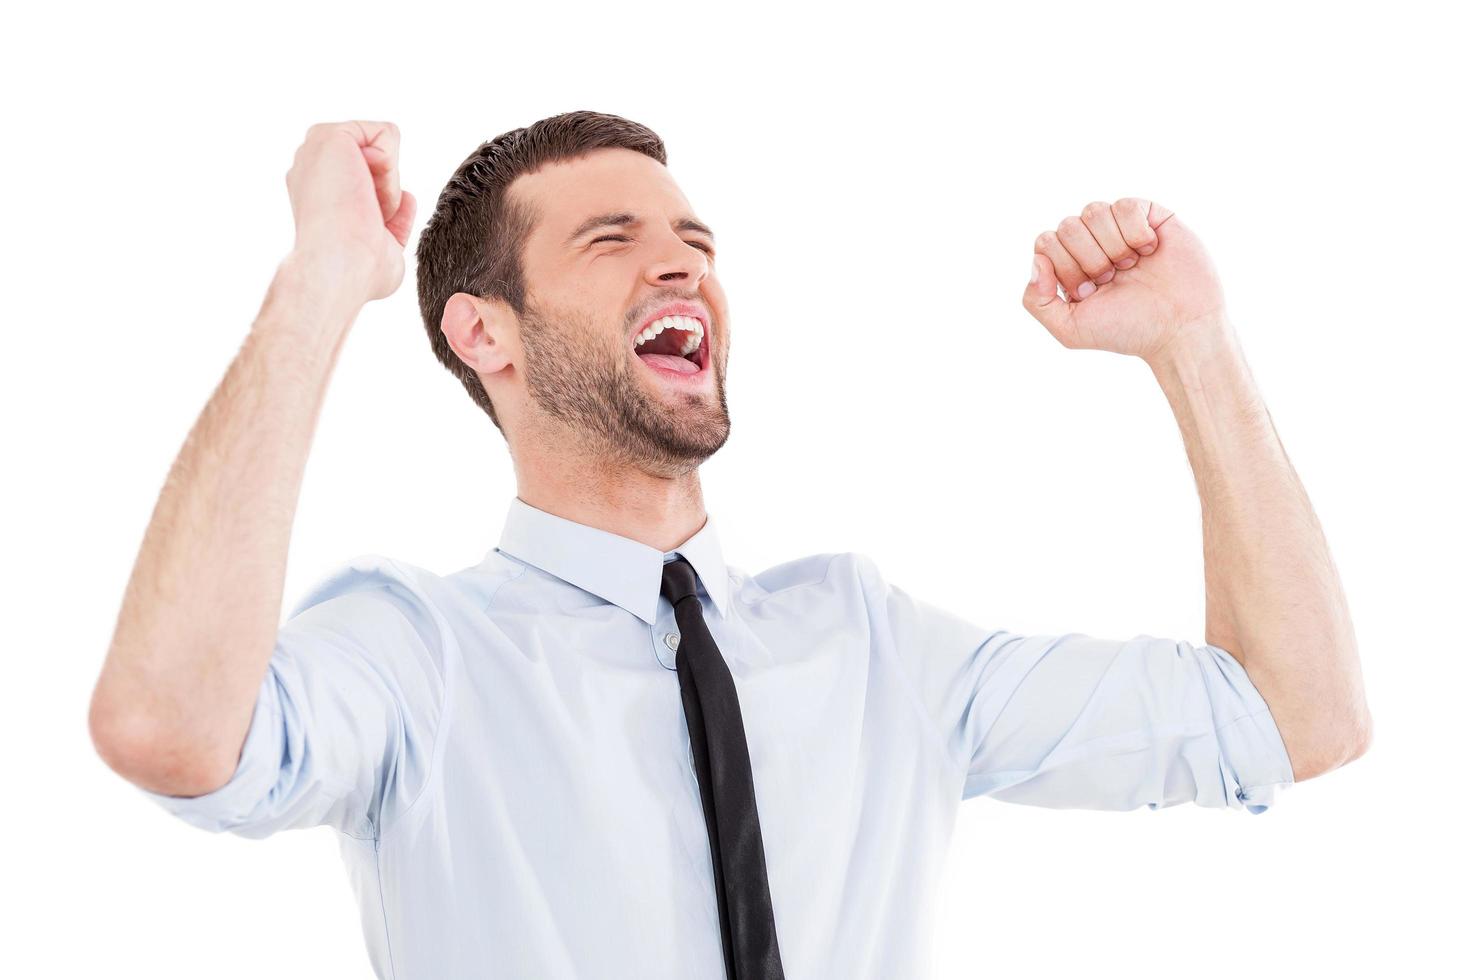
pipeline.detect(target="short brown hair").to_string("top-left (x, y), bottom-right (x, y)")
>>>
top-left (414, 110), bottom-right (668, 434)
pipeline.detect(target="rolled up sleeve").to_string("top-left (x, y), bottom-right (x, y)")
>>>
top-left (134, 556), bottom-right (452, 839)
top-left (856, 553), bottom-right (1295, 813)
top-left (955, 632), bottom-right (1294, 812)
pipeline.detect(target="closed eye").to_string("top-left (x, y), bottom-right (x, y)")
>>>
top-left (591, 234), bottom-right (714, 256)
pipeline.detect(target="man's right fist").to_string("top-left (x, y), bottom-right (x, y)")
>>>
top-left (284, 120), bottom-right (417, 304)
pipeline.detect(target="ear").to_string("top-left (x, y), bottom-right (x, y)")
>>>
top-left (442, 293), bottom-right (517, 375)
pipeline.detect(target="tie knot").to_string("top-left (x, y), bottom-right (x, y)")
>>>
top-left (660, 555), bottom-right (700, 606)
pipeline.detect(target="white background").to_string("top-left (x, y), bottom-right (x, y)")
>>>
top-left (4, 1), bottom-right (1468, 977)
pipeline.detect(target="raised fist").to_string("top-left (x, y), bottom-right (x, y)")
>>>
top-left (1021, 198), bottom-right (1227, 365)
top-left (284, 120), bottom-right (417, 304)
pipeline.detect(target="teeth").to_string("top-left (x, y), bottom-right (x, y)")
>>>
top-left (634, 314), bottom-right (705, 354)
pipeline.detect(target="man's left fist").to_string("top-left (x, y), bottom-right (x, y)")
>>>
top-left (1021, 198), bottom-right (1227, 364)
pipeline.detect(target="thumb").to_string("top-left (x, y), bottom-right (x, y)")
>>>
top-left (385, 189), bottom-right (417, 248)
top-left (1021, 253), bottom-right (1073, 341)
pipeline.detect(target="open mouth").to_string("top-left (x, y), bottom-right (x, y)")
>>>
top-left (632, 314), bottom-right (709, 380)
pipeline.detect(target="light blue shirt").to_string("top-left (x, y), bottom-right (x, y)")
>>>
top-left (138, 495), bottom-right (1295, 979)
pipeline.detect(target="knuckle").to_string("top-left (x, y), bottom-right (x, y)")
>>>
top-left (1057, 215), bottom-right (1085, 235)
top-left (1035, 231), bottom-right (1057, 250)
top-left (1081, 201), bottom-right (1109, 221)
top-left (1112, 196), bottom-right (1145, 217)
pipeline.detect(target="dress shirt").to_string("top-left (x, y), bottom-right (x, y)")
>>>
top-left (138, 495), bottom-right (1295, 979)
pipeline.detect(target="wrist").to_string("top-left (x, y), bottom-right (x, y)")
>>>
top-left (277, 249), bottom-right (375, 313)
top-left (1144, 312), bottom-right (1242, 380)
top-left (1146, 313), bottom-right (1267, 442)
top-left (253, 253), bottom-right (368, 364)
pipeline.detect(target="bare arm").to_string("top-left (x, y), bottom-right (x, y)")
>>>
top-left (1022, 199), bottom-right (1372, 786)
top-left (89, 260), bottom-right (360, 795)
top-left (1147, 316), bottom-right (1372, 781)
top-left (89, 120), bottom-right (417, 796)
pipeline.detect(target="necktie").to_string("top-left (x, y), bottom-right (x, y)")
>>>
top-left (661, 556), bottom-right (786, 980)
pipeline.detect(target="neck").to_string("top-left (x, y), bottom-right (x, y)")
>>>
top-left (512, 437), bottom-right (709, 554)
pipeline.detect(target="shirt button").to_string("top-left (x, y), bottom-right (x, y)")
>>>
top-left (664, 631), bottom-right (681, 651)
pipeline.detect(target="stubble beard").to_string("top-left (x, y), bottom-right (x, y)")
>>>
top-left (518, 298), bottom-right (731, 477)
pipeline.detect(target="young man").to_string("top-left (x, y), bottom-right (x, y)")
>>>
top-left (89, 111), bottom-right (1371, 980)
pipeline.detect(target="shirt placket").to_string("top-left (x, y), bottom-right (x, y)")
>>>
top-left (652, 612), bottom-right (703, 779)
top-left (652, 618), bottom-right (680, 671)
top-left (651, 606), bottom-right (725, 938)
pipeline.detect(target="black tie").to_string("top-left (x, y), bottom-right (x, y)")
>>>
top-left (661, 556), bottom-right (786, 980)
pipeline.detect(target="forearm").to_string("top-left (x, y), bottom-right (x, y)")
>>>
top-left (1146, 316), bottom-right (1371, 779)
top-left (89, 252), bottom-right (364, 792)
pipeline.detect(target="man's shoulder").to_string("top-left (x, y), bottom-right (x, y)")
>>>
top-left (284, 550), bottom-right (523, 631)
top-left (735, 550), bottom-right (881, 602)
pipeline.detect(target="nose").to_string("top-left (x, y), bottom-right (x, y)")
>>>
top-left (644, 232), bottom-right (710, 288)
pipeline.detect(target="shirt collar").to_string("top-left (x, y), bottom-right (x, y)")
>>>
top-left (490, 496), bottom-right (731, 626)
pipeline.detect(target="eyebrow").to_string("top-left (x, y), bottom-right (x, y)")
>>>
top-left (563, 211), bottom-right (716, 247)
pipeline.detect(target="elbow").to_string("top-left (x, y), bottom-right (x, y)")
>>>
top-left (1337, 698), bottom-right (1374, 763)
top-left (88, 666), bottom-right (160, 775)
top-left (1290, 710), bottom-right (1373, 782)
top-left (89, 699), bottom-right (233, 798)
top-left (89, 701), bottom-right (157, 785)
top-left (1346, 708), bottom-right (1374, 762)
top-left (89, 690), bottom-right (152, 776)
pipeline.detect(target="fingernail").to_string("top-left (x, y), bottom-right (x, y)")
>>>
top-left (1139, 242), bottom-right (1156, 255)
top-left (1096, 269), bottom-right (1114, 284)
top-left (1030, 257), bottom-right (1041, 284)
top-left (1077, 281), bottom-right (1096, 298)
top-left (1117, 256), bottom-right (1137, 269)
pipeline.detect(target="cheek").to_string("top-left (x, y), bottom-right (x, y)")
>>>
top-left (553, 283), bottom-right (621, 334)
top-left (708, 292), bottom-right (730, 345)
top-left (581, 269), bottom-right (640, 316)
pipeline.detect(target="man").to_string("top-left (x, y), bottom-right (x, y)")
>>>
top-left (89, 111), bottom-right (1371, 979)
